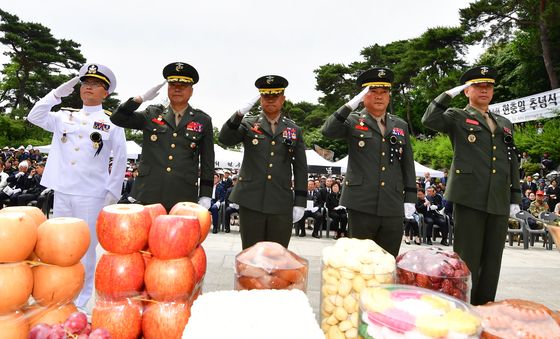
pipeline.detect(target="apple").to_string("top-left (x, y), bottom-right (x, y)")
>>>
top-left (144, 203), bottom-right (167, 224)
top-left (189, 245), bottom-right (207, 283)
top-left (92, 299), bottom-right (142, 339)
top-left (96, 204), bottom-right (151, 254)
top-left (142, 301), bottom-right (191, 339)
top-left (149, 215), bottom-right (200, 259)
top-left (95, 252), bottom-right (145, 299)
top-left (169, 202), bottom-right (211, 244)
top-left (145, 257), bottom-right (195, 302)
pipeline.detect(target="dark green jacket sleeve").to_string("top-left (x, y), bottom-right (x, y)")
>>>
top-left (218, 112), bottom-right (245, 146)
top-left (292, 127), bottom-right (308, 207)
top-left (199, 113), bottom-right (215, 198)
top-left (321, 105), bottom-right (353, 139)
top-left (401, 123), bottom-right (417, 203)
top-left (110, 98), bottom-right (148, 129)
top-left (421, 93), bottom-right (453, 133)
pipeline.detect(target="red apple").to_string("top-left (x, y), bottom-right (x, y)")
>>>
top-left (149, 215), bottom-right (200, 259)
top-left (169, 202), bottom-right (211, 244)
top-left (95, 252), bottom-right (145, 299)
top-left (96, 204), bottom-right (151, 254)
top-left (189, 245), bottom-right (207, 283)
top-left (92, 299), bottom-right (142, 339)
top-left (145, 257), bottom-right (195, 302)
top-left (144, 203), bottom-right (167, 225)
top-left (142, 301), bottom-right (191, 339)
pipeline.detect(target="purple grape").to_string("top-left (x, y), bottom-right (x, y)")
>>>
top-left (79, 323), bottom-right (92, 335)
top-left (64, 311), bottom-right (88, 334)
top-left (77, 335), bottom-right (89, 339)
top-left (89, 328), bottom-right (111, 339)
top-left (28, 323), bottom-right (52, 339)
top-left (47, 323), bottom-right (66, 339)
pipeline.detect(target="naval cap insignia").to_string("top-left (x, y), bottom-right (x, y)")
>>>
top-left (87, 64), bottom-right (98, 74)
top-left (480, 66), bottom-right (489, 75)
top-left (266, 76), bottom-right (274, 84)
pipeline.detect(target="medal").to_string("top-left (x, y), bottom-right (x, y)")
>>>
top-left (252, 139), bottom-right (259, 145)
top-left (190, 142), bottom-right (197, 149)
top-left (61, 133), bottom-right (67, 143)
top-left (151, 134), bottom-right (158, 141)
top-left (90, 132), bottom-right (103, 156)
top-left (358, 140), bottom-right (365, 147)
top-left (389, 135), bottom-right (398, 144)
top-left (468, 134), bottom-right (476, 143)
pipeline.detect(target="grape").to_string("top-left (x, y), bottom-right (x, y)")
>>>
top-left (77, 335), bottom-right (89, 339)
top-left (47, 323), bottom-right (66, 339)
top-left (29, 323), bottom-right (52, 339)
top-left (79, 323), bottom-right (92, 335)
top-left (89, 328), bottom-right (112, 339)
top-left (64, 311), bottom-right (88, 334)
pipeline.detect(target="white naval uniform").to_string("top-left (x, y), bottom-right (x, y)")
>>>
top-left (27, 90), bottom-right (127, 309)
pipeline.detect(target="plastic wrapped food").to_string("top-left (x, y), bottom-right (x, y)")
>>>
top-left (359, 284), bottom-right (482, 339)
top-left (396, 248), bottom-right (471, 301)
top-left (234, 241), bottom-right (308, 291)
top-left (476, 299), bottom-right (560, 338)
top-left (320, 238), bottom-right (396, 339)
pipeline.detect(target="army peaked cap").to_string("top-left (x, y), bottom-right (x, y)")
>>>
top-left (460, 66), bottom-right (497, 85)
top-left (255, 75), bottom-right (288, 95)
top-left (163, 62), bottom-right (199, 84)
top-left (357, 67), bottom-right (394, 88)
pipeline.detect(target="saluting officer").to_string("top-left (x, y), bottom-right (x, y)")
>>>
top-left (219, 75), bottom-right (307, 249)
top-left (322, 68), bottom-right (416, 257)
top-left (111, 62), bottom-right (215, 211)
top-left (422, 66), bottom-right (521, 305)
top-left (27, 63), bottom-right (127, 310)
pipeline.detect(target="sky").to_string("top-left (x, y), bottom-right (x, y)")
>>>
top-left (1, 0), bottom-right (477, 126)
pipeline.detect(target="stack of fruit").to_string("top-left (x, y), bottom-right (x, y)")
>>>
top-left (320, 238), bottom-right (396, 339)
top-left (0, 206), bottom-right (93, 338)
top-left (396, 248), bottom-right (471, 301)
top-left (234, 241), bottom-right (308, 291)
top-left (92, 202), bottom-right (210, 339)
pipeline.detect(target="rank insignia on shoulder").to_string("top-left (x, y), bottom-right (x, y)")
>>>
top-left (466, 118), bottom-right (479, 125)
top-left (103, 110), bottom-right (112, 116)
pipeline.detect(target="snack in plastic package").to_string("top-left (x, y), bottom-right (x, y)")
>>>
top-left (476, 299), bottom-right (560, 338)
top-left (359, 284), bottom-right (482, 339)
top-left (320, 238), bottom-right (396, 339)
top-left (396, 247), bottom-right (471, 301)
top-left (234, 241), bottom-right (308, 292)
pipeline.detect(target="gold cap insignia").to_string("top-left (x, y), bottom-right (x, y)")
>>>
top-left (266, 76), bottom-right (274, 84)
top-left (87, 65), bottom-right (98, 74)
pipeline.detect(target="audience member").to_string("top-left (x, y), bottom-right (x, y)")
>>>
top-left (223, 175), bottom-right (239, 233)
top-left (527, 190), bottom-right (549, 230)
top-left (326, 181), bottom-right (347, 239)
top-left (521, 175), bottom-right (538, 193)
top-left (210, 173), bottom-right (227, 234)
top-left (417, 187), bottom-right (449, 246)
top-left (546, 179), bottom-right (559, 212)
top-left (296, 180), bottom-right (323, 238)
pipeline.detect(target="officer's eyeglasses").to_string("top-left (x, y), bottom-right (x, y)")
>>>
top-left (81, 80), bottom-right (106, 88)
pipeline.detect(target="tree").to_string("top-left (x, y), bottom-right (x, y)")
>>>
top-left (460, 0), bottom-right (560, 89)
top-left (0, 9), bottom-right (85, 112)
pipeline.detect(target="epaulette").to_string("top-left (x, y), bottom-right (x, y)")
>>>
top-left (104, 110), bottom-right (112, 116)
top-left (60, 107), bottom-right (80, 112)
top-left (192, 108), bottom-right (210, 118)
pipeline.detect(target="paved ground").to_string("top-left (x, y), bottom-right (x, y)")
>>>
top-left (89, 228), bottom-right (560, 320)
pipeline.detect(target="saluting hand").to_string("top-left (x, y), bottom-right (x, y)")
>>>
top-left (53, 76), bottom-right (80, 98)
top-left (345, 86), bottom-right (370, 110)
top-left (237, 95), bottom-right (261, 116)
top-left (445, 83), bottom-right (471, 98)
top-left (140, 81), bottom-right (167, 102)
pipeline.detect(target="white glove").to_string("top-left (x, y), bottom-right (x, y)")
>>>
top-left (198, 197), bottom-right (211, 209)
top-left (404, 203), bottom-right (416, 219)
top-left (429, 205), bottom-right (438, 211)
top-left (445, 83), bottom-right (471, 98)
top-left (140, 81), bottom-right (167, 102)
top-left (11, 188), bottom-right (22, 195)
top-left (510, 204), bottom-right (521, 218)
top-left (39, 188), bottom-right (52, 197)
top-left (230, 203), bottom-right (240, 210)
top-left (213, 201), bottom-right (221, 209)
top-left (54, 76), bottom-right (80, 98)
top-left (104, 192), bottom-right (118, 206)
top-left (15, 172), bottom-right (24, 178)
top-left (345, 86), bottom-right (370, 110)
top-left (237, 95), bottom-right (261, 116)
top-left (311, 206), bottom-right (319, 213)
top-left (293, 206), bottom-right (305, 223)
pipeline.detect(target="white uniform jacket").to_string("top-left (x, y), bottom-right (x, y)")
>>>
top-left (27, 91), bottom-right (127, 199)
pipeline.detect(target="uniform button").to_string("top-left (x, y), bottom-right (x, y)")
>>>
top-left (171, 144), bottom-right (176, 148)
top-left (85, 113), bottom-right (90, 116)
top-left (78, 135), bottom-right (83, 139)
top-left (270, 152), bottom-right (274, 156)
top-left (469, 128), bottom-right (473, 131)
top-left (381, 166), bottom-right (385, 171)
top-left (493, 145), bottom-right (497, 150)
top-left (492, 134), bottom-right (495, 138)
top-left (380, 181), bottom-right (385, 186)
top-left (492, 156), bottom-right (496, 161)
top-left (267, 175), bottom-right (272, 180)
top-left (456, 169), bottom-right (461, 174)
top-left (271, 141), bottom-right (276, 145)
top-left (345, 181), bottom-right (349, 185)
top-left (82, 122), bottom-right (87, 125)
top-left (381, 152), bottom-right (385, 156)
top-left (166, 167), bottom-right (171, 172)
top-left (269, 164), bottom-right (273, 168)
top-left (173, 133), bottom-right (177, 137)
top-left (168, 155), bottom-right (173, 160)
top-left (382, 138), bottom-right (386, 142)
top-left (74, 147), bottom-right (79, 151)
top-left (71, 161), bottom-right (76, 165)
top-left (492, 169), bottom-right (496, 174)
top-left (360, 134), bottom-right (364, 138)
top-left (239, 177), bottom-right (243, 181)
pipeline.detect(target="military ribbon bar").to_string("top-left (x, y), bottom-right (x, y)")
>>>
top-left (465, 118), bottom-right (479, 125)
top-left (151, 118), bottom-right (165, 125)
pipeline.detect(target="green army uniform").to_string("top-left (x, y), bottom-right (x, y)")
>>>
top-left (110, 62), bottom-right (214, 211)
top-left (422, 66), bottom-right (521, 305)
top-left (218, 76), bottom-right (307, 249)
top-left (321, 68), bottom-right (416, 257)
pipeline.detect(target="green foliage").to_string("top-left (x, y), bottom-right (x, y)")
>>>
top-left (0, 112), bottom-right (52, 147)
top-left (411, 135), bottom-right (453, 170)
top-left (514, 117), bottom-right (560, 164)
top-left (522, 161), bottom-right (542, 177)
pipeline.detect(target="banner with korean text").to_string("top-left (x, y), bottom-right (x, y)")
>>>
top-left (489, 88), bottom-right (560, 123)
